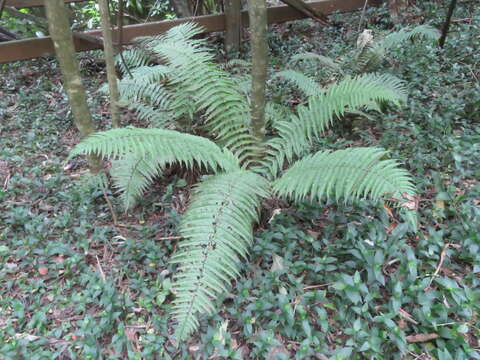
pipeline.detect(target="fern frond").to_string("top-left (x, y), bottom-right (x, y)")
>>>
top-left (273, 147), bottom-right (415, 203)
top-left (70, 127), bottom-right (239, 173)
top-left (380, 25), bottom-right (440, 50)
top-left (291, 52), bottom-right (343, 73)
top-left (129, 65), bottom-right (171, 83)
top-left (355, 25), bottom-right (440, 74)
top-left (222, 58), bottom-right (251, 70)
top-left (170, 171), bottom-right (269, 340)
top-left (137, 24), bottom-right (258, 164)
top-left (272, 70), bottom-right (323, 98)
top-left (355, 44), bottom-right (386, 74)
top-left (110, 153), bottom-right (164, 209)
top-left (116, 48), bottom-right (153, 75)
top-left (261, 73), bottom-right (407, 178)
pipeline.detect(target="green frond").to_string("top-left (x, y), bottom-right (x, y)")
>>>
top-left (170, 171), bottom-right (269, 340)
top-left (70, 127), bottom-right (239, 173)
top-left (223, 58), bottom-right (251, 69)
top-left (272, 147), bottom-right (415, 203)
top-left (116, 48), bottom-right (153, 75)
top-left (355, 25), bottom-right (440, 74)
top-left (129, 65), bottom-right (171, 83)
top-left (261, 73), bottom-right (407, 178)
top-left (291, 52), bottom-right (343, 73)
top-left (125, 24), bottom-right (258, 164)
top-left (380, 25), bottom-right (440, 50)
top-left (272, 70), bottom-right (323, 98)
top-left (110, 153), bottom-right (164, 209)
top-left (355, 44), bottom-right (386, 74)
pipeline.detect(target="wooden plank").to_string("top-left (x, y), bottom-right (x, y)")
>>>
top-left (224, 0), bottom-right (242, 57)
top-left (0, 0), bottom-right (377, 63)
top-left (5, 0), bottom-right (88, 8)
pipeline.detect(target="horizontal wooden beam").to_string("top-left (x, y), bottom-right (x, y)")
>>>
top-left (5, 0), bottom-right (88, 8)
top-left (0, 0), bottom-right (379, 63)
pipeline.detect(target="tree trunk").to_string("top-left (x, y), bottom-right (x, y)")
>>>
top-left (389, 0), bottom-right (408, 24)
top-left (44, 0), bottom-right (101, 172)
top-left (170, 0), bottom-right (192, 18)
top-left (98, 0), bottom-right (121, 128)
top-left (249, 0), bottom-right (268, 142)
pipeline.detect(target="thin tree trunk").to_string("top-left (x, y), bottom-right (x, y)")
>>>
top-left (249, 0), bottom-right (267, 142)
top-left (44, 0), bottom-right (101, 172)
top-left (170, 0), bottom-right (192, 18)
top-left (389, 0), bottom-right (408, 24)
top-left (0, 0), bottom-right (7, 20)
top-left (439, 0), bottom-right (457, 48)
top-left (98, 0), bottom-right (121, 128)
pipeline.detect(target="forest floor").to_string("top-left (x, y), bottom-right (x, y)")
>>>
top-left (0, 2), bottom-right (479, 359)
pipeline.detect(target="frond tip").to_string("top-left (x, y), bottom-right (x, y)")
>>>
top-left (170, 171), bottom-right (269, 341)
top-left (272, 147), bottom-right (415, 203)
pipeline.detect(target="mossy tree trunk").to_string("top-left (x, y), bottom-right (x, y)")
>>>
top-left (44, 0), bottom-right (101, 172)
top-left (98, 0), bottom-right (121, 128)
top-left (249, 0), bottom-right (268, 143)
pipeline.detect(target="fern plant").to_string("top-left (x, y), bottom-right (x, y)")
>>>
top-left (71, 23), bottom-right (418, 341)
top-left (274, 25), bottom-right (440, 95)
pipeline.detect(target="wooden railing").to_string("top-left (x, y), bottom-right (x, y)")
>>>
top-left (0, 0), bottom-right (380, 63)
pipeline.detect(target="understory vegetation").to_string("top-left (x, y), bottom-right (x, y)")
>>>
top-left (0, 2), bottom-right (479, 359)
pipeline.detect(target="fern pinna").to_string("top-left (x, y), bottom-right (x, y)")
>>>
top-left (71, 23), bottom-right (417, 341)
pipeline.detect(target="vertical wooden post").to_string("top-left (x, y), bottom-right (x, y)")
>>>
top-left (224, 0), bottom-right (242, 58)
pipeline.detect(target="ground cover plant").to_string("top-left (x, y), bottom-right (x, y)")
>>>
top-left (0, 2), bottom-right (479, 359)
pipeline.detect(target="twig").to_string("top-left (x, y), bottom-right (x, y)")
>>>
top-left (96, 255), bottom-right (107, 282)
top-left (155, 235), bottom-right (182, 241)
top-left (102, 188), bottom-right (119, 226)
top-left (425, 243), bottom-right (460, 290)
top-left (3, 172), bottom-right (10, 190)
top-left (303, 283), bottom-right (332, 290)
top-left (357, 0), bottom-right (368, 32)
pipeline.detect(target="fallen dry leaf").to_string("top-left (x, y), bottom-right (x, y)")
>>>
top-left (406, 333), bottom-right (439, 343)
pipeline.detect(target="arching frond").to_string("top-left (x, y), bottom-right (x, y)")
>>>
top-left (110, 153), bottom-right (164, 209)
top-left (273, 147), bottom-right (415, 203)
top-left (291, 52), bottom-right (343, 73)
top-left (170, 171), bottom-right (269, 340)
top-left (261, 73), bottom-right (407, 178)
top-left (126, 24), bottom-right (258, 164)
top-left (129, 65), bottom-right (171, 84)
top-left (355, 25), bottom-right (440, 74)
top-left (116, 48), bottom-right (153, 75)
top-left (272, 70), bottom-right (323, 98)
top-left (70, 127), bottom-right (239, 173)
top-left (380, 25), bottom-right (440, 50)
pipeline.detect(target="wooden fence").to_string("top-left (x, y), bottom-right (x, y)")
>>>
top-left (0, 0), bottom-right (379, 63)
